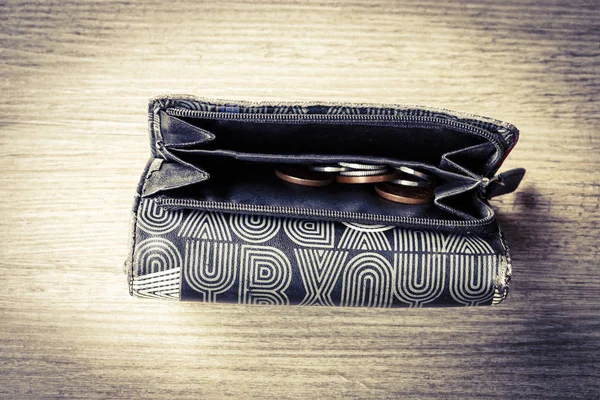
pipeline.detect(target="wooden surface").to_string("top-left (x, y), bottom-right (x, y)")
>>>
top-left (1, 0), bottom-right (599, 398)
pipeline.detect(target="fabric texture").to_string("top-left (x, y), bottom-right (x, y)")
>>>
top-left (130, 198), bottom-right (510, 307)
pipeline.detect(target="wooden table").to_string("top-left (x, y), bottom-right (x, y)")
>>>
top-left (1, 1), bottom-right (598, 398)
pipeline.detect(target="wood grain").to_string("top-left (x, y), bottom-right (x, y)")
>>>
top-left (0, 0), bottom-right (599, 398)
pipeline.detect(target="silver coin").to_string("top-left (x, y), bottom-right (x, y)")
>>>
top-left (393, 166), bottom-right (434, 181)
top-left (338, 162), bottom-right (387, 171)
top-left (388, 178), bottom-right (435, 188)
top-left (310, 164), bottom-right (349, 173)
top-left (338, 168), bottom-right (390, 177)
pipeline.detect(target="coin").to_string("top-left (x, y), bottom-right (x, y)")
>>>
top-left (336, 172), bottom-right (397, 184)
top-left (338, 162), bottom-right (387, 171)
top-left (393, 165), bottom-right (434, 182)
top-left (310, 164), bottom-right (349, 173)
top-left (275, 165), bottom-right (334, 186)
top-left (374, 183), bottom-right (434, 204)
top-left (388, 178), bottom-right (435, 188)
top-left (338, 168), bottom-right (390, 177)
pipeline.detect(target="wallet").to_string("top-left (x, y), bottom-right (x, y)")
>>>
top-left (124, 95), bottom-right (525, 307)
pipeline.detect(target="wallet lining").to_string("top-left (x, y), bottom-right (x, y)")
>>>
top-left (160, 149), bottom-right (492, 223)
top-left (175, 117), bottom-right (492, 167)
top-left (149, 113), bottom-right (500, 224)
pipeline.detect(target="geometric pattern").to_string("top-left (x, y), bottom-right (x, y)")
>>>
top-left (178, 211), bottom-right (231, 240)
top-left (130, 198), bottom-right (511, 307)
top-left (183, 241), bottom-right (238, 302)
top-left (341, 252), bottom-right (394, 308)
top-left (284, 219), bottom-right (335, 248)
top-left (133, 237), bottom-right (182, 276)
top-left (294, 249), bottom-right (348, 306)
top-left (230, 214), bottom-right (281, 243)
top-left (131, 267), bottom-right (180, 300)
top-left (138, 199), bottom-right (182, 235)
top-left (238, 245), bottom-right (292, 305)
top-left (339, 222), bottom-right (393, 251)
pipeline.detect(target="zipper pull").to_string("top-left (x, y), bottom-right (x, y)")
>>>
top-left (482, 168), bottom-right (526, 199)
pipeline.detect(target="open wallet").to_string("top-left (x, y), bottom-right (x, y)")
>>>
top-left (124, 95), bottom-right (525, 307)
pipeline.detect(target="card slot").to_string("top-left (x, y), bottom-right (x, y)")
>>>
top-left (162, 114), bottom-right (491, 168)
top-left (157, 114), bottom-right (500, 183)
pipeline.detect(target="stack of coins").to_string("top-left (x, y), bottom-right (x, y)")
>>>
top-left (275, 162), bottom-right (436, 205)
top-left (275, 165), bottom-right (334, 187)
top-left (335, 162), bottom-right (397, 184)
top-left (375, 166), bottom-right (435, 204)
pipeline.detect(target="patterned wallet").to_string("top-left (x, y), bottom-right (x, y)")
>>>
top-left (124, 95), bottom-right (525, 307)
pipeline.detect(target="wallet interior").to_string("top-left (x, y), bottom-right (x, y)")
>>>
top-left (147, 111), bottom-right (504, 225)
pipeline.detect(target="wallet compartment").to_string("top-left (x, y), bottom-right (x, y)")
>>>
top-left (141, 107), bottom-right (509, 231)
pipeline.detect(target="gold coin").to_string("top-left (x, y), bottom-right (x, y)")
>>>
top-left (336, 172), bottom-right (397, 184)
top-left (374, 183), bottom-right (434, 204)
top-left (275, 165), bottom-right (334, 187)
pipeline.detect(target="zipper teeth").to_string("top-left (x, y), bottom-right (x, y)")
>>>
top-left (166, 108), bottom-right (502, 153)
top-left (161, 108), bottom-right (498, 228)
top-left (156, 198), bottom-right (494, 228)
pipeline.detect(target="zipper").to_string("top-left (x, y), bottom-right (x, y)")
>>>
top-left (155, 197), bottom-right (495, 229)
top-left (166, 108), bottom-right (503, 156)
top-left (160, 107), bottom-right (501, 229)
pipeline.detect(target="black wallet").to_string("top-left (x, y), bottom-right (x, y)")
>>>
top-left (124, 95), bottom-right (525, 307)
